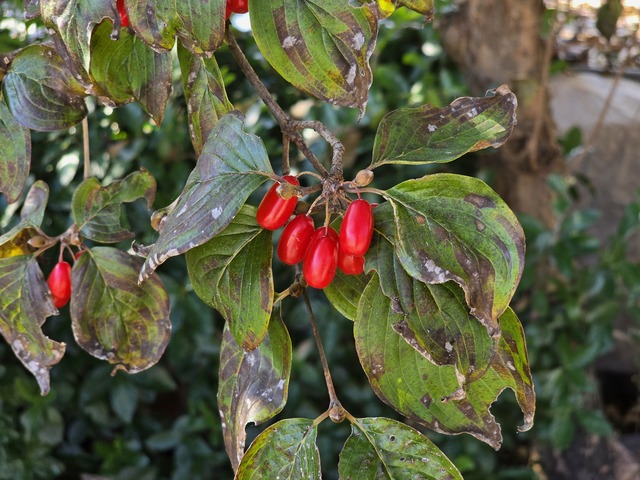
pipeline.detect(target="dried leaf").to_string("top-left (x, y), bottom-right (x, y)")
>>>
top-left (0, 255), bottom-right (66, 395)
top-left (218, 313), bottom-right (292, 471)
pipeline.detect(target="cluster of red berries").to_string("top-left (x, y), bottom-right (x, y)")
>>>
top-left (256, 176), bottom-right (374, 289)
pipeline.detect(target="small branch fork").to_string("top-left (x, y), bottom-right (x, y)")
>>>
top-left (225, 29), bottom-right (344, 181)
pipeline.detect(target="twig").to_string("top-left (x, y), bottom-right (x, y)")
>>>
top-left (302, 290), bottom-right (345, 422)
top-left (282, 134), bottom-right (290, 175)
top-left (82, 117), bottom-right (90, 180)
top-left (291, 120), bottom-right (344, 179)
top-left (225, 29), bottom-right (332, 178)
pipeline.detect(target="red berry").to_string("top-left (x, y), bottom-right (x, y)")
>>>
top-left (47, 261), bottom-right (72, 309)
top-left (338, 251), bottom-right (364, 275)
top-left (339, 199), bottom-right (374, 256)
top-left (256, 175), bottom-right (299, 231)
top-left (277, 214), bottom-right (315, 265)
top-left (226, 0), bottom-right (249, 18)
top-left (303, 227), bottom-right (339, 289)
top-left (117, 0), bottom-right (130, 27)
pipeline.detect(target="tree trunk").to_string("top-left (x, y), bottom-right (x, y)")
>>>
top-left (439, 0), bottom-right (564, 226)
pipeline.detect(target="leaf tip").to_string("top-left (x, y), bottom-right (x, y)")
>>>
top-left (517, 411), bottom-right (535, 433)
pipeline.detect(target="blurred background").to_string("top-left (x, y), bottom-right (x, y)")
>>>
top-left (0, 0), bottom-right (639, 478)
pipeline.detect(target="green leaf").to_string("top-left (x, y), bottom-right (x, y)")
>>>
top-left (177, 44), bottom-right (233, 156)
top-left (354, 274), bottom-right (535, 449)
top-left (250, 0), bottom-right (378, 114)
top-left (324, 269), bottom-right (372, 321)
top-left (218, 313), bottom-right (292, 472)
top-left (339, 417), bottom-right (462, 479)
top-left (139, 112), bottom-right (272, 283)
top-left (236, 418), bottom-right (321, 479)
top-left (127, 0), bottom-right (226, 55)
top-left (71, 247), bottom-right (171, 374)
top-left (371, 85), bottom-right (517, 169)
top-left (186, 205), bottom-right (273, 350)
top-left (385, 174), bottom-right (525, 334)
top-left (40, 0), bottom-right (118, 74)
top-left (0, 99), bottom-right (31, 203)
top-left (89, 21), bottom-right (172, 123)
top-left (0, 181), bottom-right (50, 259)
top-left (0, 255), bottom-right (66, 395)
top-left (72, 169), bottom-right (157, 244)
top-left (110, 380), bottom-right (138, 424)
top-left (2, 44), bottom-right (87, 131)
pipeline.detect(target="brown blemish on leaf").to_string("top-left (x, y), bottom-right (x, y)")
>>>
top-left (421, 393), bottom-right (432, 408)
top-left (241, 331), bottom-right (259, 352)
top-left (463, 193), bottom-right (496, 210)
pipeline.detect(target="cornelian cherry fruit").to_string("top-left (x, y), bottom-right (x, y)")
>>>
top-left (277, 214), bottom-right (315, 265)
top-left (117, 0), bottom-right (130, 27)
top-left (338, 251), bottom-right (365, 275)
top-left (256, 175), bottom-right (299, 230)
top-left (226, 0), bottom-right (249, 19)
top-left (303, 227), bottom-right (339, 289)
top-left (339, 199), bottom-right (374, 256)
top-left (48, 261), bottom-right (72, 309)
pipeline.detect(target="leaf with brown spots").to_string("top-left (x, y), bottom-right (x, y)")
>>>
top-left (177, 44), bottom-right (233, 156)
top-left (40, 0), bottom-right (119, 75)
top-left (72, 170), bottom-right (157, 244)
top-left (235, 418), bottom-right (321, 479)
top-left (2, 44), bottom-right (87, 131)
top-left (218, 312), bottom-right (292, 472)
top-left (89, 21), bottom-right (172, 123)
top-left (250, 0), bottom-right (378, 114)
top-left (338, 417), bottom-right (462, 479)
top-left (186, 205), bottom-right (273, 351)
top-left (354, 274), bottom-right (535, 449)
top-left (127, 0), bottom-right (226, 56)
top-left (138, 112), bottom-right (272, 283)
top-left (384, 173), bottom-right (525, 335)
top-left (366, 217), bottom-right (495, 381)
top-left (70, 247), bottom-right (171, 374)
top-left (370, 85), bottom-right (517, 169)
top-left (0, 99), bottom-right (31, 204)
top-left (0, 255), bottom-right (66, 395)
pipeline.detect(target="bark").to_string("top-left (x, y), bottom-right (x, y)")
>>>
top-left (439, 0), bottom-right (564, 226)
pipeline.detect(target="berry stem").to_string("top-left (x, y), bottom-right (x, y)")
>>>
top-left (302, 290), bottom-right (343, 420)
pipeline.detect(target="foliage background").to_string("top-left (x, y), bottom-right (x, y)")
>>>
top-left (0, 1), bottom-right (639, 479)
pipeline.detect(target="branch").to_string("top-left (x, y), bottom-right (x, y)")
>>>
top-left (302, 290), bottom-right (345, 423)
top-left (225, 29), bottom-right (334, 178)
